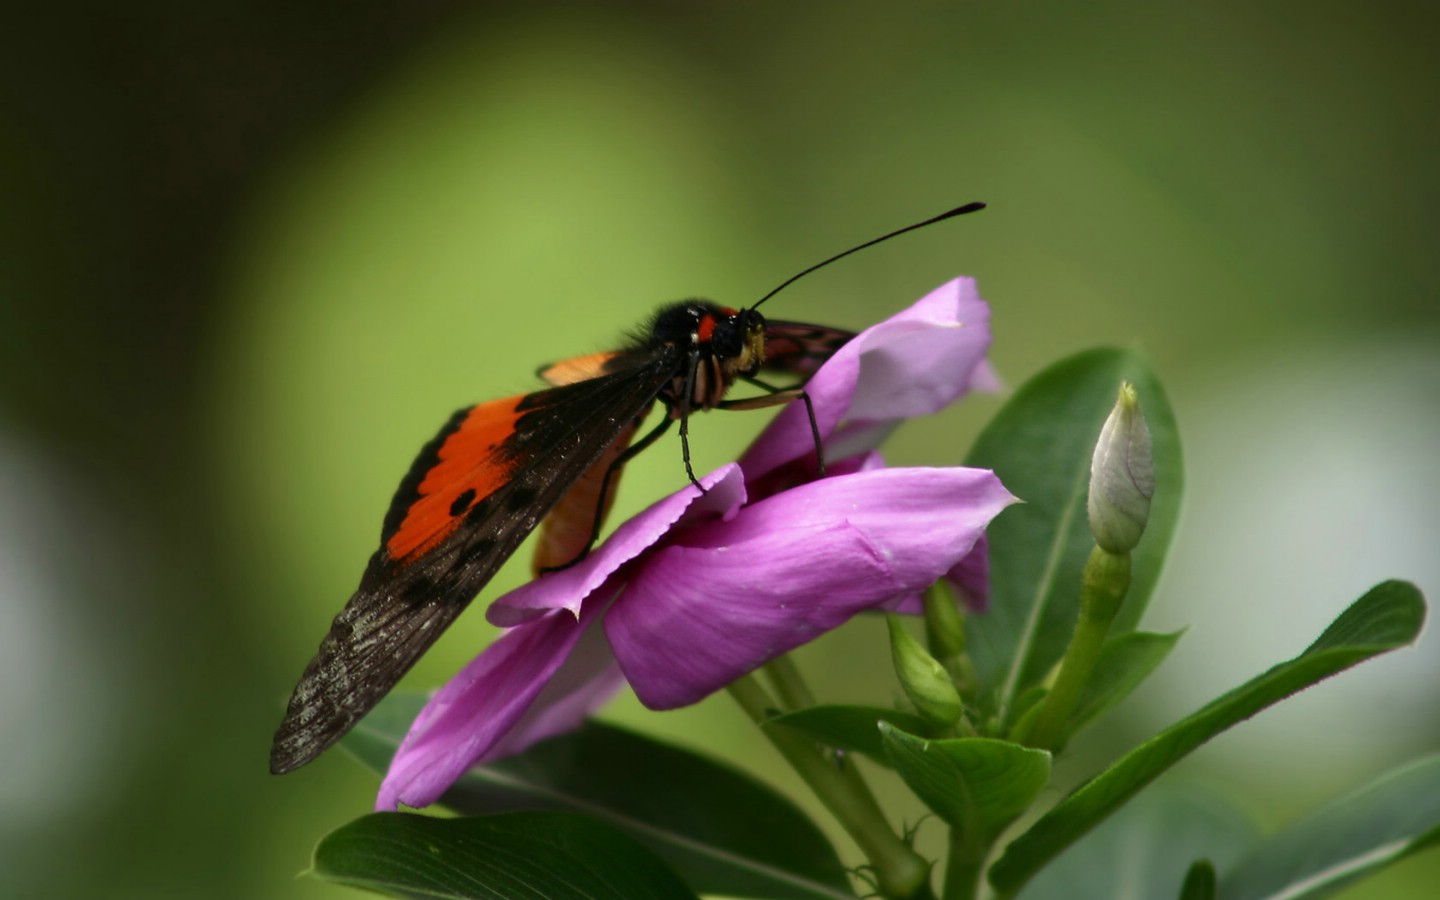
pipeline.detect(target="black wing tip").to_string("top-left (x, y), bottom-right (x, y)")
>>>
top-left (269, 679), bottom-right (356, 775)
top-left (270, 709), bottom-right (356, 775)
top-left (269, 718), bottom-right (325, 775)
top-left (269, 746), bottom-right (302, 776)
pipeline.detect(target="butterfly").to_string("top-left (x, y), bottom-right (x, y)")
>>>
top-left (269, 203), bottom-right (985, 775)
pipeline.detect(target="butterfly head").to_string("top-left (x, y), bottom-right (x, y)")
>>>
top-left (650, 302), bottom-right (767, 411)
top-left (711, 306), bottom-right (767, 378)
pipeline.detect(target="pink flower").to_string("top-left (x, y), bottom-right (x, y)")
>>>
top-left (377, 278), bottom-right (1015, 810)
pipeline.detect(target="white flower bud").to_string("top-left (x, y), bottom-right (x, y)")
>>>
top-left (1087, 382), bottom-right (1155, 554)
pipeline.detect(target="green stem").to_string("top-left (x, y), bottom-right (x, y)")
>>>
top-left (728, 674), bottom-right (932, 899)
top-left (1021, 546), bottom-right (1131, 750)
top-left (941, 827), bottom-right (985, 900)
top-left (763, 654), bottom-right (817, 710)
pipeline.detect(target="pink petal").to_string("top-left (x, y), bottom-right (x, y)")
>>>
top-left (845, 279), bottom-right (993, 420)
top-left (377, 600), bottom-right (612, 810)
top-left (884, 535), bottom-right (993, 615)
top-left (880, 592), bottom-right (925, 614)
top-left (605, 466), bottom-right (1016, 708)
top-left (741, 447), bottom-right (885, 504)
top-left (742, 278), bottom-right (993, 479)
top-left (484, 616), bottom-right (625, 763)
top-left (488, 464), bottom-right (748, 626)
top-left (946, 534), bottom-right (992, 612)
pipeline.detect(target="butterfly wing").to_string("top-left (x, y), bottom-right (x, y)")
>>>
top-left (761, 320), bottom-right (856, 376)
top-left (535, 351), bottom-right (627, 387)
top-left (270, 351), bottom-right (677, 774)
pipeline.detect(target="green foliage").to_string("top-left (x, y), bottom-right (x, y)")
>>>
top-left (1180, 860), bottom-right (1218, 900)
top-left (964, 348), bottom-right (1183, 729)
top-left (763, 705), bottom-right (932, 763)
top-left (989, 580), bottom-right (1426, 897)
top-left (1017, 753), bottom-right (1440, 899)
top-left (1218, 754), bottom-right (1440, 899)
top-left (344, 695), bottom-right (854, 900)
top-left (312, 810), bottom-right (697, 899)
top-left (879, 726), bottom-right (1050, 842)
top-left (1067, 629), bottom-right (1183, 742)
top-left (1019, 786), bottom-right (1258, 900)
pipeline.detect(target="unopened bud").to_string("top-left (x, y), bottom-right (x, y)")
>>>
top-left (887, 614), bottom-right (963, 727)
top-left (923, 582), bottom-right (967, 663)
top-left (1087, 382), bottom-right (1155, 554)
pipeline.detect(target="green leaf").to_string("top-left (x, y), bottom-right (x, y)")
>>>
top-left (311, 810), bottom-right (696, 899)
top-left (879, 725), bottom-right (1050, 841)
top-left (1020, 785), bottom-right (1256, 900)
top-left (1180, 860), bottom-right (1218, 900)
top-left (764, 705), bottom-right (932, 762)
top-left (989, 580), bottom-right (1426, 898)
top-left (344, 694), bottom-right (853, 900)
top-left (965, 348), bottom-right (1183, 725)
top-left (1066, 630), bottom-right (1183, 741)
top-left (340, 690), bottom-right (426, 771)
top-left (1218, 754), bottom-right (1440, 899)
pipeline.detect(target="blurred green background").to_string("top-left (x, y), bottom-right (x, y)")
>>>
top-left (3, 2), bottom-right (1437, 897)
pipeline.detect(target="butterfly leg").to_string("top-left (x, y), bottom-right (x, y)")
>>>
top-left (726, 376), bottom-right (828, 477)
top-left (677, 346), bottom-right (707, 491)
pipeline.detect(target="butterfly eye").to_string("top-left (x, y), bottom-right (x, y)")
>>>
top-left (742, 309), bottom-right (766, 337)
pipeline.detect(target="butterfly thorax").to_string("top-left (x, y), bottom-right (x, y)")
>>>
top-left (648, 301), bottom-right (766, 413)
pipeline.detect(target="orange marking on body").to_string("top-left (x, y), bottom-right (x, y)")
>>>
top-left (538, 352), bottom-right (622, 387)
top-left (386, 395), bottom-right (527, 561)
top-left (531, 417), bottom-right (641, 574)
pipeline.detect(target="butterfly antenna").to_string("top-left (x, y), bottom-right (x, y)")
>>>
top-left (750, 201), bottom-right (986, 311)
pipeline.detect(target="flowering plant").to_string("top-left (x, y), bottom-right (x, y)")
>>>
top-left (293, 280), bottom-right (1431, 900)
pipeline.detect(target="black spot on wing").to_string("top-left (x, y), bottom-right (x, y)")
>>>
top-left (504, 484), bottom-right (540, 512)
top-left (449, 487), bottom-right (477, 517)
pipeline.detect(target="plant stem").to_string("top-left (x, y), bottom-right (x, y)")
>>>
top-left (764, 654), bottom-right (817, 710)
top-left (941, 827), bottom-right (984, 900)
top-left (728, 673), bottom-right (932, 899)
top-left (1021, 546), bottom-right (1130, 750)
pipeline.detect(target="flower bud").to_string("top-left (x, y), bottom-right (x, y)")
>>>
top-left (1087, 382), bottom-right (1155, 554)
top-left (923, 582), bottom-right (967, 663)
top-left (887, 614), bottom-right (963, 727)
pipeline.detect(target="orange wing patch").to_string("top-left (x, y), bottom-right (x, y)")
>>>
top-left (530, 417), bottom-right (641, 575)
top-left (385, 395), bottom-right (526, 561)
top-left (537, 351), bottom-right (625, 387)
